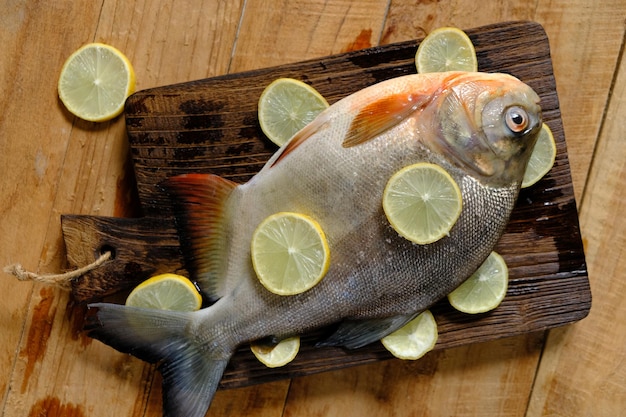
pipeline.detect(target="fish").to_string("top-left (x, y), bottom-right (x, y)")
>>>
top-left (87, 71), bottom-right (542, 417)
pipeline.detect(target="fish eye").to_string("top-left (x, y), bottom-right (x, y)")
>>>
top-left (505, 106), bottom-right (529, 134)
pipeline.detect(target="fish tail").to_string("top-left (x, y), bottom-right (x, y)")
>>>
top-left (87, 303), bottom-right (230, 417)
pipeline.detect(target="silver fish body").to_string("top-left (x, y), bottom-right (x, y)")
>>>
top-left (89, 71), bottom-right (542, 417)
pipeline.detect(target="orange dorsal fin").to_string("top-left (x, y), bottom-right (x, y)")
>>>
top-left (270, 77), bottom-right (445, 164)
top-left (164, 173), bottom-right (237, 301)
top-left (342, 92), bottom-right (427, 148)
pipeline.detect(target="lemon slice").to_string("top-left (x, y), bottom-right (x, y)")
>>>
top-left (125, 273), bottom-right (202, 311)
top-left (522, 123), bottom-right (557, 188)
top-left (250, 336), bottom-right (301, 368)
top-left (58, 43), bottom-right (136, 122)
top-left (383, 163), bottom-right (462, 245)
top-left (415, 27), bottom-right (478, 73)
top-left (251, 212), bottom-right (330, 296)
top-left (448, 251), bottom-right (508, 314)
top-left (381, 310), bottom-right (438, 360)
top-left (258, 78), bottom-right (329, 146)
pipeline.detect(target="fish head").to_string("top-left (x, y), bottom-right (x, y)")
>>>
top-left (429, 72), bottom-right (542, 186)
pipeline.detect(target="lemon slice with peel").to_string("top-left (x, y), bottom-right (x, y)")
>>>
top-left (416, 27), bottom-right (478, 73)
top-left (383, 163), bottom-right (462, 245)
top-left (251, 212), bottom-right (330, 296)
top-left (258, 78), bottom-right (329, 147)
top-left (125, 273), bottom-right (202, 311)
top-left (448, 251), bottom-right (508, 314)
top-left (58, 43), bottom-right (136, 122)
top-left (251, 336), bottom-right (301, 368)
top-left (381, 310), bottom-right (438, 360)
top-left (522, 123), bottom-right (557, 188)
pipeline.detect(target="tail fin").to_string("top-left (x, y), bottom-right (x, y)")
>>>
top-left (87, 303), bottom-right (230, 417)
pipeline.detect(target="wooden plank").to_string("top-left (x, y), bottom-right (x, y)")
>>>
top-left (526, 2), bottom-right (626, 415)
top-left (3, 1), bottom-right (622, 417)
top-left (534, 0), bottom-right (626, 202)
top-left (379, 0), bottom-right (537, 44)
top-left (0, 2), bottom-right (104, 414)
top-left (60, 21), bottom-right (590, 392)
top-left (228, 0), bottom-right (390, 72)
top-left (526, 33), bottom-right (626, 417)
top-left (286, 333), bottom-right (545, 417)
top-left (1, 2), bottom-right (248, 416)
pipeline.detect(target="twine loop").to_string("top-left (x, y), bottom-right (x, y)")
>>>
top-left (3, 251), bottom-right (112, 290)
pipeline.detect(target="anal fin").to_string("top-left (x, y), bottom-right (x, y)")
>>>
top-left (164, 174), bottom-right (237, 301)
top-left (317, 314), bottom-right (417, 349)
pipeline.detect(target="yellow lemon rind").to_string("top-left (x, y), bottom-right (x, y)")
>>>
top-left (381, 310), bottom-right (438, 360)
top-left (250, 336), bottom-right (301, 368)
top-left (125, 273), bottom-right (202, 311)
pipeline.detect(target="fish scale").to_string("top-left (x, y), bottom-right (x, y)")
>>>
top-left (88, 71), bottom-right (541, 417)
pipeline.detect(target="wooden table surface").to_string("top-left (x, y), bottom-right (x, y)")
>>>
top-left (1, 1), bottom-right (625, 416)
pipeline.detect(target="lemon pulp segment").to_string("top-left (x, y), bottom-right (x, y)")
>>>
top-left (58, 43), bottom-right (135, 122)
top-left (522, 123), bottom-right (557, 188)
top-left (251, 212), bottom-right (330, 296)
top-left (416, 27), bottom-right (478, 73)
top-left (383, 163), bottom-right (462, 245)
top-left (447, 251), bottom-right (509, 314)
top-left (250, 336), bottom-right (301, 368)
top-left (125, 273), bottom-right (202, 312)
top-left (381, 310), bottom-right (438, 360)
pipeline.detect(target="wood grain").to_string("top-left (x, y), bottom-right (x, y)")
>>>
top-left (285, 333), bottom-right (545, 417)
top-left (229, 0), bottom-right (391, 72)
top-left (60, 21), bottom-right (590, 390)
top-left (527, 34), bottom-right (626, 417)
top-left (0, 2), bottom-right (106, 414)
top-left (2, 1), bottom-right (625, 416)
top-left (1, 1), bottom-right (248, 416)
top-left (534, 0), bottom-right (626, 202)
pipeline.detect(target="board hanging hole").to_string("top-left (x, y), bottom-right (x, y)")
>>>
top-left (98, 244), bottom-right (116, 260)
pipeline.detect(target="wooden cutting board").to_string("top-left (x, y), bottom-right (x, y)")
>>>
top-left (61, 21), bottom-right (590, 389)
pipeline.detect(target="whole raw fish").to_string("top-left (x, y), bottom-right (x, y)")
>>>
top-left (88, 71), bottom-right (542, 417)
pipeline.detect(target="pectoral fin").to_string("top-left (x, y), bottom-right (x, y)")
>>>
top-left (342, 92), bottom-right (427, 148)
top-left (317, 314), bottom-right (417, 349)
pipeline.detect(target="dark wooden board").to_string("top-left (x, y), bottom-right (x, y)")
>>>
top-left (61, 21), bottom-right (590, 389)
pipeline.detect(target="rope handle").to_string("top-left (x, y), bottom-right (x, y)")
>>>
top-left (3, 251), bottom-right (112, 290)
